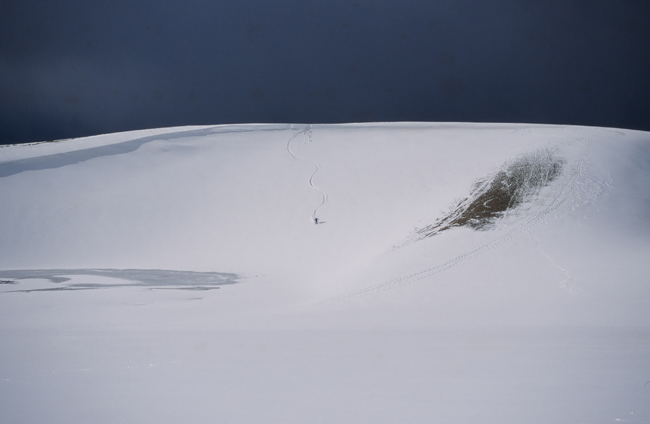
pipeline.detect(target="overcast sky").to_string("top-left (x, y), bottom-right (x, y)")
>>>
top-left (1, 0), bottom-right (649, 144)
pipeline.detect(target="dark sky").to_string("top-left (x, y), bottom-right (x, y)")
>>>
top-left (1, 0), bottom-right (649, 144)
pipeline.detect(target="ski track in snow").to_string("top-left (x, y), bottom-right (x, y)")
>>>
top-left (286, 125), bottom-right (328, 222)
top-left (325, 132), bottom-right (596, 304)
top-left (309, 161), bottom-right (328, 221)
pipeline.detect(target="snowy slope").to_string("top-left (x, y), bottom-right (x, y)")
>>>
top-left (0, 123), bottom-right (649, 423)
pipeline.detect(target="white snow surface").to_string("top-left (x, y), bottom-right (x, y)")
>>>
top-left (1, 123), bottom-right (649, 423)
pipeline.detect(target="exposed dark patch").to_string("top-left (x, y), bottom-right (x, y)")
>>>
top-left (0, 280), bottom-right (16, 284)
top-left (416, 148), bottom-right (565, 239)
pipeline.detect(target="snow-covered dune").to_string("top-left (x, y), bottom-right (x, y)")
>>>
top-left (1, 123), bottom-right (649, 423)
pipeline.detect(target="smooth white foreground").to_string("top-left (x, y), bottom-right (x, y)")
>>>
top-left (1, 123), bottom-right (649, 423)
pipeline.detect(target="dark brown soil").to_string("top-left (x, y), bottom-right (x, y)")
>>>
top-left (416, 148), bottom-right (565, 238)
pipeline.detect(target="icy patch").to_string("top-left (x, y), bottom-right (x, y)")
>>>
top-left (0, 269), bottom-right (239, 293)
top-left (415, 148), bottom-right (565, 239)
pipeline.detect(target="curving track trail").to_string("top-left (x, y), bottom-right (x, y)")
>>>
top-left (286, 125), bottom-right (328, 223)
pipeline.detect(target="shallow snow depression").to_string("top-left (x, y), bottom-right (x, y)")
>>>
top-left (0, 123), bottom-right (649, 424)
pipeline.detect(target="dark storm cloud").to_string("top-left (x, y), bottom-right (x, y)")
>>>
top-left (1, 0), bottom-right (649, 144)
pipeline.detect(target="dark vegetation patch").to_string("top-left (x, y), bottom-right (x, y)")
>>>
top-left (416, 148), bottom-right (565, 239)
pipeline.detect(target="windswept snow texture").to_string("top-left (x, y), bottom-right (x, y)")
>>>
top-left (416, 148), bottom-right (565, 238)
top-left (0, 123), bottom-right (649, 424)
top-left (0, 269), bottom-right (238, 292)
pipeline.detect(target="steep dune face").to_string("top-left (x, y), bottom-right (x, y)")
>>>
top-left (0, 123), bottom-right (649, 424)
top-left (1, 123), bottom-right (646, 301)
top-left (0, 123), bottom-right (648, 322)
top-left (0, 125), bottom-right (589, 269)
